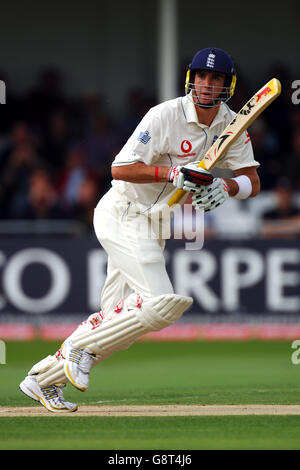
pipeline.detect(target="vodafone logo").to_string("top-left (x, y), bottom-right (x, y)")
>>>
top-left (181, 140), bottom-right (192, 153)
top-left (177, 140), bottom-right (196, 158)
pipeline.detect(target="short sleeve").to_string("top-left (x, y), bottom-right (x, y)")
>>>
top-left (216, 129), bottom-right (260, 171)
top-left (112, 108), bottom-right (168, 167)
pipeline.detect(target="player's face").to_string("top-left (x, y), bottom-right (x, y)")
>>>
top-left (193, 70), bottom-right (226, 106)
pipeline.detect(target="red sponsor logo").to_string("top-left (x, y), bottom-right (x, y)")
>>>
top-left (256, 86), bottom-right (271, 102)
top-left (177, 140), bottom-right (196, 158)
top-left (181, 140), bottom-right (192, 153)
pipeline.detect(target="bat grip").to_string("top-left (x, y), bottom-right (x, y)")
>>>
top-left (168, 188), bottom-right (186, 206)
top-left (167, 160), bottom-right (207, 207)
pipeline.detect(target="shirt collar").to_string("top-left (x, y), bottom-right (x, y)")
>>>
top-left (182, 94), bottom-right (229, 129)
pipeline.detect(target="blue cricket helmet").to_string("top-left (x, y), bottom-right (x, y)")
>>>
top-left (185, 47), bottom-right (237, 107)
top-left (190, 47), bottom-right (235, 76)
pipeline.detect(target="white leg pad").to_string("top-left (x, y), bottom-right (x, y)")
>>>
top-left (29, 294), bottom-right (192, 387)
top-left (37, 360), bottom-right (67, 388)
top-left (28, 355), bottom-right (58, 376)
top-left (28, 353), bottom-right (68, 388)
top-left (28, 311), bottom-right (105, 388)
top-left (69, 293), bottom-right (193, 358)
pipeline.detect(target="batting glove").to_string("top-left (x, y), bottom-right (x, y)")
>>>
top-left (168, 162), bottom-right (213, 190)
top-left (192, 178), bottom-right (229, 212)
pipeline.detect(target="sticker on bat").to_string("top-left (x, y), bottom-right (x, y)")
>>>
top-left (239, 101), bottom-right (255, 116)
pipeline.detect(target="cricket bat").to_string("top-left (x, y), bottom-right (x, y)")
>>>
top-left (168, 77), bottom-right (281, 206)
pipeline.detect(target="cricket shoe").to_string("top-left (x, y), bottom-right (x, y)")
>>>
top-left (19, 374), bottom-right (78, 413)
top-left (63, 340), bottom-right (96, 391)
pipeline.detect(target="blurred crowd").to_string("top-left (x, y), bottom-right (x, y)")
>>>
top-left (0, 65), bottom-right (299, 236)
top-left (0, 67), bottom-right (155, 231)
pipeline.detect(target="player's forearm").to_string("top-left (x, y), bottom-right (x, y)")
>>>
top-left (223, 178), bottom-right (239, 197)
top-left (111, 162), bottom-right (170, 183)
top-left (224, 173), bottom-right (260, 198)
top-left (224, 166), bottom-right (261, 198)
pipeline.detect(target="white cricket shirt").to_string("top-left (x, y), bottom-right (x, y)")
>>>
top-left (111, 94), bottom-right (259, 213)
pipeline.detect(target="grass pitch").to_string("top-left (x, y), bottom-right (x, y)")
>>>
top-left (0, 339), bottom-right (300, 449)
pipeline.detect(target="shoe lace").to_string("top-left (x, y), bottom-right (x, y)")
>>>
top-left (56, 385), bottom-right (67, 400)
top-left (42, 385), bottom-right (60, 401)
top-left (55, 385), bottom-right (76, 407)
top-left (69, 348), bottom-right (95, 374)
top-left (69, 348), bottom-right (83, 365)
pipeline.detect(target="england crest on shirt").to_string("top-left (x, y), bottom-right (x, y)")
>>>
top-left (138, 130), bottom-right (151, 144)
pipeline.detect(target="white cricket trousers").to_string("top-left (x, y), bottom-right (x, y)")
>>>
top-left (93, 187), bottom-right (174, 317)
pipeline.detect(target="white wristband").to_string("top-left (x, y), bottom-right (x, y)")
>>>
top-left (232, 175), bottom-right (252, 199)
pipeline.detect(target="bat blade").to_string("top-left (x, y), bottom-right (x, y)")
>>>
top-left (168, 78), bottom-right (281, 206)
top-left (202, 77), bottom-right (281, 170)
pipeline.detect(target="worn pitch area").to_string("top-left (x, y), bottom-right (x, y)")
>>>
top-left (1, 404), bottom-right (300, 416)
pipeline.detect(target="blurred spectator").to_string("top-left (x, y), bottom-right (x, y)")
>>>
top-left (41, 109), bottom-right (73, 171)
top-left (73, 93), bottom-right (105, 140)
top-left (80, 111), bottom-right (118, 194)
top-left (249, 117), bottom-right (281, 190)
top-left (261, 177), bottom-right (300, 238)
top-left (263, 63), bottom-right (293, 155)
top-left (26, 67), bottom-right (67, 133)
top-left (0, 121), bottom-right (43, 217)
top-left (18, 169), bottom-right (65, 219)
top-left (67, 177), bottom-right (100, 231)
top-left (228, 70), bottom-right (250, 113)
top-left (80, 94), bottom-right (105, 122)
top-left (0, 138), bottom-right (44, 218)
top-left (291, 108), bottom-right (300, 131)
top-left (56, 145), bottom-right (96, 208)
top-left (263, 178), bottom-right (299, 219)
top-left (117, 88), bottom-right (152, 144)
top-left (284, 128), bottom-right (300, 190)
top-left (0, 69), bottom-right (26, 134)
top-left (83, 111), bottom-right (116, 168)
top-left (0, 121), bottom-right (40, 172)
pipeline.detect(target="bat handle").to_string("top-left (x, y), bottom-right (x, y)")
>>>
top-left (168, 188), bottom-right (186, 206)
top-left (167, 160), bottom-right (207, 207)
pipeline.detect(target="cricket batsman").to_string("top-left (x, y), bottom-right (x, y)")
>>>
top-left (20, 47), bottom-right (260, 412)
